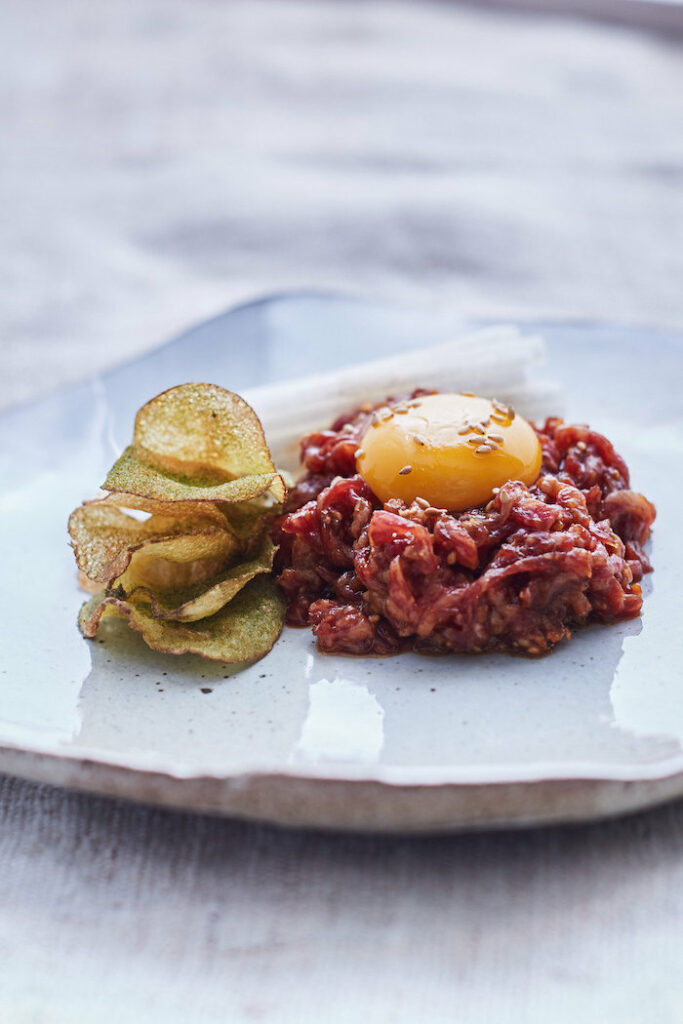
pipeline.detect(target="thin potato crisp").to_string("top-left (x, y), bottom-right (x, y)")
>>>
top-left (68, 502), bottom-right (232, 585)
top-left (79, 575), bottom-right (286, 663)
top-left (104, 383), bottom-right (285, 507)
top-left (134, 383), bottom-right (278, 479)
top-left (69, 383), bottom-right (286, 663)
top-left (120, 534), bottom-right (277, 622)
top-left (104, 447), bottom-right (284, 508)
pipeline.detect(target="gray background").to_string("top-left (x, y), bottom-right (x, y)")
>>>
top-left (2, 0), bottom-right (683, 410)
top-left (2, 2), bottom-right (683, 1022)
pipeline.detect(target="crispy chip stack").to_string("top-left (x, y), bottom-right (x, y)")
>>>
top-left (69, 384), bottom-right (286, 662)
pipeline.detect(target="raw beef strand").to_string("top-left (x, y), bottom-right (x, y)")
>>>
top-left (274, 401), bottom-right (655, 657)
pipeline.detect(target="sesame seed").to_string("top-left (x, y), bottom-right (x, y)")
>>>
top-left (475, 444), bottom-right (493, 454)
top-left (412, 433), bottom-right (428, 446)
top-left (471, 424), bottom-right (486, 435)
top-left (491, 401), bottom-right (515, 421)
top-left (577, 441), bottom-right (587, 451)
top-left (355, 449), bottom-right (365, 459)
top-left (488, 433), bottom-right (504, 443)
top-left (415, 497), bottom-right (430, 509)
top-left (457, 425), bottom-right (471, 435)
top-left (399, 465), bottom-right (412, 475)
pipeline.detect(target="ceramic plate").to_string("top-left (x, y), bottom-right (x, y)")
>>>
top-left (1, 295), bottom-right (682, 832)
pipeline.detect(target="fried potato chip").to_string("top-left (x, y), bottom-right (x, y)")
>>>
top-left (99, 491), bottom-right (274, 542)
top-left (79, 575), bottom-right (285, 663)
top-left (104, 447), bottom-right (284, 507)
top-left (78, 571), bottom-right (101, 595)
top-left (71, 383), bottom-right (287, 662)
top-left (133, 383), bottom-right (274, 472)
top-left (69, 501), bottom-right (228, 585)
top-left (103, 383), bottom-right (285, 507)
top-left (114, 529), bottom-right (243, 594)
top-left (219, 496), bottom-right (283, 539)
top-left (98, 492), bottom-right (231, 529)
top-left (124, 536), bottom-right (277, 622)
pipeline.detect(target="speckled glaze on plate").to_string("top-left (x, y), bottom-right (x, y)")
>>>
top-left (1, 295), bottom-right (682, 832)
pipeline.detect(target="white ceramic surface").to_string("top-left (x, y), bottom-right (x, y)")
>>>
top-left (1, 295), bottom-right (682, 831)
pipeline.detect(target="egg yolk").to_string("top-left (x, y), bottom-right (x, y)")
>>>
top-left (356, 393), bottom-right (542, 511)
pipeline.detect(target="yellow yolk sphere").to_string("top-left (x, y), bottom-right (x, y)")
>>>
top-left (356, 394), bottom-right (542, 511)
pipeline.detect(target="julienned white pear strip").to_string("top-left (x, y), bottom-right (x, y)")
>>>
top-left (245, 327), bottom-right (542, 418)
top-left (260, 380), bottom-right (562, 444)
top-left (264, 382), bottom-right (562, 472)
top-left (491, 379), bottom-right (564, 419)
top-left (240, 325), bottom-right (560, 470)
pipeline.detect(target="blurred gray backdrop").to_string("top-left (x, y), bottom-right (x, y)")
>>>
top-left (2, 0), bottom-right (682, 409)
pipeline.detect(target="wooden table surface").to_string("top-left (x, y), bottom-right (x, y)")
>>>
top-left (2, 1), bottom-right (683, 1020)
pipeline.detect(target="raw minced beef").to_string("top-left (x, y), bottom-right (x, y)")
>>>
top-left (273, 398), bottom-right (656, 657)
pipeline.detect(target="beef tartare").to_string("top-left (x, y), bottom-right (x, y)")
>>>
top-left (274, 393), bottom-right (655, 657)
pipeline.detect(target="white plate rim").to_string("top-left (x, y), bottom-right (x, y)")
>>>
top-left (2, 294), bottom-right (681, 830)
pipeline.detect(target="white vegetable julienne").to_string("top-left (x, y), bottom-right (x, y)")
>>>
top-left (241, 326), bottom-right (561, 472)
